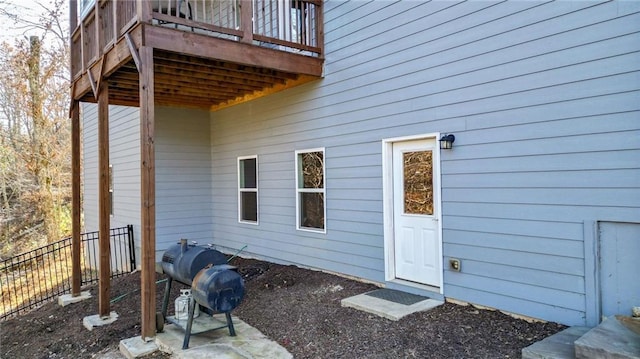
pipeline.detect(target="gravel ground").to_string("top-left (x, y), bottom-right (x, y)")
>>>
top-left (0, 257), bottom-right (565, 358)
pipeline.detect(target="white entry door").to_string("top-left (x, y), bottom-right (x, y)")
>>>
top-left (392, 139), bottom-right (441, 287)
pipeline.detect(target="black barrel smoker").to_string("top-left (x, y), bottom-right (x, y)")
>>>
top-left (160, 239), bottom-right (245, 349)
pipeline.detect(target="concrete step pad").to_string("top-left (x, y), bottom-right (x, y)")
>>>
top-left (574, 316), bottom-right (640, 359)
top-left (522, 326), bottom-right (590, 359)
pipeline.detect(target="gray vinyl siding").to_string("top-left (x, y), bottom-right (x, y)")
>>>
top-left (154, 107), bottom-right (213, 256)
top-left (82, 105), bottom-right (213, 264)
top-left (82, 103), bottom-right (142, 264)
top-left (209, 0), bottom-right (640, 326)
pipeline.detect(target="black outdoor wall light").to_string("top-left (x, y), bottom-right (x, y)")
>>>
top-left (439, 134), bottom-right (455, 150)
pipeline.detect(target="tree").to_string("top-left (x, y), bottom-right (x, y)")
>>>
top-left (0, 0), bottom-right (70, 257)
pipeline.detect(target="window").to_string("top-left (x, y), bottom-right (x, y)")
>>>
top-left (238, 156), bottom-right (258, 224)
top-left (295, 148), bottom-right (325, 232)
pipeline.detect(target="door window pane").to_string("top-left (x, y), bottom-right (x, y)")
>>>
top-left (403, 151), bottom-right (433, 215)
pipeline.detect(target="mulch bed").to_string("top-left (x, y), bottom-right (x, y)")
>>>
top-left (0, 257), bottom-right (565, 358)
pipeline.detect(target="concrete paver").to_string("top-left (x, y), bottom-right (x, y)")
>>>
top-left (341, 291), bottom-right (443, 321)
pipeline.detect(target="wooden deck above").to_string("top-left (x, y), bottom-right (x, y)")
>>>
top-left (71, 0), bottom-right (324, 110)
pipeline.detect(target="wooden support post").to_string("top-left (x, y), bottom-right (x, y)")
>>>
top-left (71, 100), bottom-right (82, 296)
top-left (98, 80), bottom-right (111, 318)
top-left (70, 0), bottom-right (81, 297)
top-left (240, 0), bottom-right (253, 44)
top-left (139, 45), bottom-right (156, 340)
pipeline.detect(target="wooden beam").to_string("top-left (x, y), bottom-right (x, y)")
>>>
top-left (98, 80), bottom-right (111, 318)
top-left (211, 74), bottom-right (317, 111)
top-left (143, 24), bottom-right (323, 76)
top-left (153, 51), bottom-right (299, 79)
top-left (70, 99), bottom-right (82, 296)
top-left (139, 45), bottom-right (156, 340)
top-left (125, 33), bottom-right (141, 73)
top-left (95, 55), bottom-right (106, 98)
top-left (87, 69), bottom-right (98, 100)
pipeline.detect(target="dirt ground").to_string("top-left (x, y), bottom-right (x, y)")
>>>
top-left (0, 257), bottom-right (565, 358)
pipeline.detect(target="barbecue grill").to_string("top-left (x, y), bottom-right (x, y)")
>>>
top-left (159, 239), bottom-right (245, 349)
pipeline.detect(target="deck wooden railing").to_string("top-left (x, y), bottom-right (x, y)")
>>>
top-left (70, 0), bottom-right (323, 80)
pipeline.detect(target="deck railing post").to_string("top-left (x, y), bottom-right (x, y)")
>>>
top-left (240, 0), bottom-right (253, 44)
top-left (94, 0), bottom-right (101, 57)
top-left (316, 0), bottom-right (324, 58)
top-left (112, 0), bottom-right (118, 43)
top-left (137, 0), bottom-right (152, 23)
top-left (127, 224), bottom-right (136, 271)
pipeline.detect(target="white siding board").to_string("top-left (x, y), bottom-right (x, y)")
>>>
top-left (444, 284), bottom-right (586, 326)
top-left (444, 203), bottom-right (640, 224)
top-left (444, 169), bottom-right (640, 189)
top-left (444, 230), bottom-right (584, 259)
top-left (444, 188), bottom-right (639, 208)
top-left (445, 149), bottom-right (640, 174)
top-left (460, 111), bottom-right (640, 145)
top-left (448, 272), bottom-right (585, 312)
top-left (444, 216), bottom-right (583, 242)
top-left (455, 260), bottom-right (584, 294)
top-left (444, 244), bottom-right (584, 277)
top-left (212, 226), bottom-right (382, 264)
top-left (463, 92), bottom-right (640, 131)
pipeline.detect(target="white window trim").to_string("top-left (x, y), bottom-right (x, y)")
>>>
top-left (238, 155), bottom-right (259, 225)
top-left (295, 148), bottom-right (326, 233)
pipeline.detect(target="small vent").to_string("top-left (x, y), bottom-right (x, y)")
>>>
top-left (162, 253), bottom-right (174, 264)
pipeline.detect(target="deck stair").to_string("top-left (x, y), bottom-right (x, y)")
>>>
top-left (522, 316), bottom-right (640, 359)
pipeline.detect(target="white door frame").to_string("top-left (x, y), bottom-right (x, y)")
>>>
top-left (382, 133), bottom-right (444, 294)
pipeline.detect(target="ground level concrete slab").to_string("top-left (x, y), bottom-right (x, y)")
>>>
top-left (521, 326), bottom-right (590, 359)
top-left (83, 311), bottom-right (119, 331)
top-left (575, 316), bottom-right (640, 359)
top-left (155, 314), bottom-right (292, 359)
top-left (341, 291), bottom-right (444, 321)
top-left (58, 291), bottom-right (92, 307)
top-left (119, 336), bottom-right (158, 359)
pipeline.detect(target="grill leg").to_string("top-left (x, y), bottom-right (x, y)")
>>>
top-left (182, 296), bottom-right (196, 350)
top-left (161, 277), bottom-right (172, 318)
top-left (225, 312), bottom-right (236, 336)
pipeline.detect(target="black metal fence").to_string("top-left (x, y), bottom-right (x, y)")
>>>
top-left (0, 225), bottom-right (136, 320)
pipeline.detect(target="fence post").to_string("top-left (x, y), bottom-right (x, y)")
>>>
top-left (128, 224), bottom-right (136, 270)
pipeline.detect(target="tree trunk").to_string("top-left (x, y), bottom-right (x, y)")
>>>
top-left (28, 36), bottom-right (58, 243)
